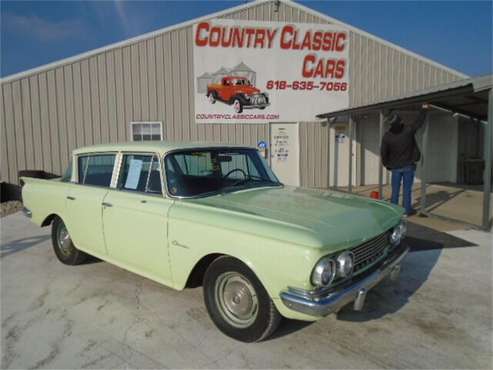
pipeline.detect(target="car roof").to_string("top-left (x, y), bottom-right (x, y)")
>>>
top-left (224, 76), bottom-right (248, 80)
top-left (72, 141), bottom-right (253, 156)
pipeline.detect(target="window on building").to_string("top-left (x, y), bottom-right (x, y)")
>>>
top-left (131, 122), bottom-right (163, 141)
top-left (77, 154), bottom-right (116, 187)
top-left (118, 154), bottom-right (162, 195)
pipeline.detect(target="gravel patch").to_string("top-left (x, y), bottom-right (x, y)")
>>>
top-left (1, 201), bottom-right (23, 218)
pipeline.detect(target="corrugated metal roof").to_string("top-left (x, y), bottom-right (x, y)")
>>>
top-left (317, 75), bottom-right (492, 120)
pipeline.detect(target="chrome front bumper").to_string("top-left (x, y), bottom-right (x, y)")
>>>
top-left (280, 245), bottom-right (409, 317)
top-left (243, 103), bottom-right (270, 109)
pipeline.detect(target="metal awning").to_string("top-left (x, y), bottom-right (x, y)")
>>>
top-left (317, 75), bottom-right (492, 121)
top-left (316, 75), bottom-right (492, 230)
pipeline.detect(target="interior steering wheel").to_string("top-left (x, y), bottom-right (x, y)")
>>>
top-left (223, 168), bottom-right (248, 180)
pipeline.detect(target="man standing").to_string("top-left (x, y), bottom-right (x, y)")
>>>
top-left (381, 104), bottom-right (429, 216)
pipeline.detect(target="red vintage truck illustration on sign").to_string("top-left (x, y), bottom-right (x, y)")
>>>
top-left (207, 76), bottom-right (270, 113)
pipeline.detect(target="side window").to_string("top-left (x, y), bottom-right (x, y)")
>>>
top-left (77, 154), bottom-right (116, 187)
top-left (118, 154), bottom-right (162, 195)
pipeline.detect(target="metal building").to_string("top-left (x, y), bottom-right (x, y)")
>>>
top-left (1, 0), bottom-right (467, 191)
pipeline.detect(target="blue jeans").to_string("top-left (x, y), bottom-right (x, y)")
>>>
top-left (391, 165), bottom-right (416, 214)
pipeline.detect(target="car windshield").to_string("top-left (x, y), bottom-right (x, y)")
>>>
top-left (235, 79), bottom-right (250, 85)
top-left (165, 148), bottom-right (281, 197)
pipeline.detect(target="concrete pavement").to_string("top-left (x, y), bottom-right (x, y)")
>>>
top-left (1, 212), bottom-right (492, 369)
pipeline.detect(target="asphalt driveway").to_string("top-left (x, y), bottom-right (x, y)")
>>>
top-left (1, 212), bottom-right (491, 369)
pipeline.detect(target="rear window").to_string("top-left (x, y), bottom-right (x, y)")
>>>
top-left (77, 154), bottom-right (116, 187)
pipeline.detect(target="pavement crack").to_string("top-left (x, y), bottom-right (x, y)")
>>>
top-left (81, 353), bottom-right (113, 369)
top-left (1, 312), bottom-right (16, 329)
top-left (2, 325), bottom-right (20, 368)
top-left (29, 287), bottom-right (50, 311)
top-left (29, 346), bottom-right (59, 370)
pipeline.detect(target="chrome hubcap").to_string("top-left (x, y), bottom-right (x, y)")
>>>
top-left (57, 223), bottom-right (72, 256)
top-left (234, 101), bottom-right (240, 113)
top-left (214, 272), bottom-right (258, 328)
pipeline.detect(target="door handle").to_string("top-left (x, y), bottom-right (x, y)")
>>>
top-left (101, 202), bottom-right (113, 208)
top-left (66, 196), bottom-right (76, 200)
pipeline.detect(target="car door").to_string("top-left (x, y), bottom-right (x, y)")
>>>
top-left (101, 153), bottom-right (173, 286)
top-left (222, 78), bottom-right (233, 101)
top-left (65, 153), bottom-right (117, 256)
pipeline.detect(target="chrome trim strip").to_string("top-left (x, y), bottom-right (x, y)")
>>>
top-left (280, 246), bottom-right (409, 317)
top-left (110, 152), bottom-right (123, 189)
top-left (242, 103), bottom-right (271, 109)
top-left (22, 207), bottom-right (32, 218)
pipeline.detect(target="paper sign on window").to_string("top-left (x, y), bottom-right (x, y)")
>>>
top-left (125, 159), bottom-right (143, 189)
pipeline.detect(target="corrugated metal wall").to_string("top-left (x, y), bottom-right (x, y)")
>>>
top-left (0, 0), bottom-right (463, 186)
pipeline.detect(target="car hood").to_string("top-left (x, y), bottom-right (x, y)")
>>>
top-left (189, 186), bottom-right (403, 251)
top-left (236, 86), bottom-right (261, 95)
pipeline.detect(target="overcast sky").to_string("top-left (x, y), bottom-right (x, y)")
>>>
top-left (1, 0), bottom-right (491, 78)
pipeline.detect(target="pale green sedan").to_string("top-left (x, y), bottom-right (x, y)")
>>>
top-left (22, 142), bottom-right (408, 342)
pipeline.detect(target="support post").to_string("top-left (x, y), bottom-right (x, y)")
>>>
top-left (348, 116), bottom-right (354, 193)
top-left (334, 131), bottom-right (339, 190)
top-left (378, 111), bottom-right (384, 199)
top-left (419, 114), bottom-right (430, 216)
top-left (483, 88), bottom-right (492, 230)
top-left (326, 119), bottom-right (331, 189)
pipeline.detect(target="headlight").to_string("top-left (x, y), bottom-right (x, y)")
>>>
top-left (389, 228), bottom-right (401, 245)
top-left (241, 93), bottom-right (251, 101)
top-left (336, 251), bottom-right (354, 278)
top-left (311, 257), bottom-right (336, 286)
top-left (390, 219), bottom-right (407, 245)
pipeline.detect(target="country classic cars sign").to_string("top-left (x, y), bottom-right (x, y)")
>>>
top-left (193, 19), bottom-right (350, 124)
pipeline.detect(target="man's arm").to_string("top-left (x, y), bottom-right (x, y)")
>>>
top-left (410, 104), bottom-right (429, 132)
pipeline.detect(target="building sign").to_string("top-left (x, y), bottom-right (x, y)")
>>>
top-left (272, 127), bottom-right (290, 161)
top-left (193, 19), bottom-right (350, 124)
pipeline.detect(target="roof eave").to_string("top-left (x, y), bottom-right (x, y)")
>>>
top-left (316, 84), bottom-right (478, 119)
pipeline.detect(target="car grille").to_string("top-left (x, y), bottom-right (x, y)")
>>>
top-left (350, 230), bottom-right (391, 273)
top-left (251, 95), bottom-right (266, 105)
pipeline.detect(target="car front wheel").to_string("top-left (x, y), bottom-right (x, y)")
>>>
top-left (208, 92), bottom-right (216, 104)
top-left (51, 217), bottom-right (89, 265)
top-left (203, 256), bottom-right (281, 342)
top-left (233, 98), bottom-right (243, 113)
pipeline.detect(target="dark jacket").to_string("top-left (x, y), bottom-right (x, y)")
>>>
top-left (381, 110), bottom-right (427, 170)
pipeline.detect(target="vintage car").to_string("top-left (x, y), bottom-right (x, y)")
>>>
top-left (206, 76), bottom-right (270, 113)
top-left (22, 142), bottom-right (408, 342)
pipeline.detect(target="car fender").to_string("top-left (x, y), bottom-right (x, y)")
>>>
top-left (167, 202), bottom-right (319, 300)
top-left (21, 177), bottom-right (69, 227)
